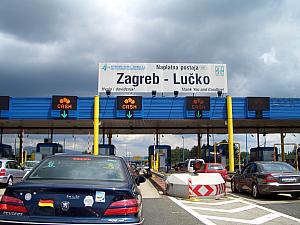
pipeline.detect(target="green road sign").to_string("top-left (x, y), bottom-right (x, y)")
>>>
top-left (60, 110), bottom-right (68, 119)
top-left (126, 110), bottom-right (133, 119)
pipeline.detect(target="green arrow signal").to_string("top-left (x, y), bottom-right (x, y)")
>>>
top-left (126, 110), bottom-right (133, 119)
top-left (61, 110), bottom-right (68, 118)
top-left (195, 110), bottom-right (202, 119)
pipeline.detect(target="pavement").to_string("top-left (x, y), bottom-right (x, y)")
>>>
top-left (148, 173), bottom-right (166, 193)
top-left (147, 172), bottom-right (300, 224)
top-left (139, 179), bottom-right (162, 198)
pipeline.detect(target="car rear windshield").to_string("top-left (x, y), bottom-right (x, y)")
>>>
top-left (261, 163), bottom-right (296, 172)
top-left (28, 157), bottom-right (126, 181)
top-left (208, 164), bottom-right (224, 170)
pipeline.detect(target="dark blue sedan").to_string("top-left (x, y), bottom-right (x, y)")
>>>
top-left (0, 155), bottom-right (146, 224)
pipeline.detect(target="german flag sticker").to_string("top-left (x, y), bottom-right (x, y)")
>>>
top-left (38, 200), bottom-right (54, 208)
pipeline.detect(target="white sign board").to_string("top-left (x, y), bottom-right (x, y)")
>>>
top-left (98, 63), bottom-right (227, 95)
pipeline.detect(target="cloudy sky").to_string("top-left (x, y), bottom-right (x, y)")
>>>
top-left (1, 0), bottom-right (300, 156)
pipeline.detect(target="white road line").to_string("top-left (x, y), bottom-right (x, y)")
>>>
top-left (189, 204), bottom-right (256, 213)
top-left (229, 194), bottom-right (300, 223)
top-left (169, 196), bottom-right (216, 225)
top-left (181, 199), bottom-right (240, 206)
top-left (203, 213), bottom-right (280, 224)
top-left (251, 213), bottom-right (282, 224)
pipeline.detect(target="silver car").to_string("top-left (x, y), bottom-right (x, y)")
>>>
top-left (0, 159), bottom-right (27, 186)
top-left (231, 161), bottom-right (300, 199)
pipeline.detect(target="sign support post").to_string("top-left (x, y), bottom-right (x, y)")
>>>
top-left (227, 96), bottom-right (234, 173)
top-left (93, 96), bottom-right (99, 155)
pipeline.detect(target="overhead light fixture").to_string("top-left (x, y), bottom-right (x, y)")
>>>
top-left (217, 90), bottom-right (222, 97)
top-left (106, 90), bottom-right (111, 96)
top-left (174, 91), bottom-right (179, 97)
top-left (152, 90), bottom-right (157, 97)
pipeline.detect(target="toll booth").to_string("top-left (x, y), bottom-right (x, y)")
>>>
top-left (35, 143), bottom-right (64, 160)
top-left (0, 144), bottom-right (14, 159)
top-left (148, 145), bottom-right (171, 172)
top-left (202, 145), bottom-right (226, 165)
top-left (98, 144), bottom-right (116, 156)
top-left (250, 147), bottom-right (279, 162)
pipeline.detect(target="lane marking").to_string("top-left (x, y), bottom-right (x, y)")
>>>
top-left (170, 195), bottom-right (300, 225)
top-left (251, 213), bottom-right (282, 224)
top-left (190, 204), bottom-right (256, 213)
top-left (181, 199), bottom-right (240, 206)
top-left (203, 213), bottom-right (280, 224)
top-left (229, 194), bottom-right (300, 223)
top-left (169, 196), bottom-right (216, 225)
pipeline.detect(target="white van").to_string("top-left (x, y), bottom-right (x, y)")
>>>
top-left (184, 158), bottom-right (205, 172)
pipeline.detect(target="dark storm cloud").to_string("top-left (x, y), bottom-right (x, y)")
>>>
top-left (0, 0), bottom-right (74, 43)
top-left (0, 0), bottom-right (299, 98)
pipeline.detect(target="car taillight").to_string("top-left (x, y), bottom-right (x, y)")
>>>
top-left (0, 195), bottom-right (28, 213)
top-left (0, 169), bottom-right (6, 176)
top-left (263, 174), bottom-right (277, 183)
top-left (104, 199), bottom-right (139, 216)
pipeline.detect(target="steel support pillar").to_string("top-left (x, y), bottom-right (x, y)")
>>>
top-left (18, 129), bottom-right (24, 164)
top-left (197, 132), bottom-right (202, 158)
top-left (227, 96), bottom-right (234, 173)
top-left (93, 96), bottom-right (99, 155)
top-left (108, 132), bottom-right (112, 145)
top-left (206, 130), bottom-right (209, 160)
top-left (281, 133), bottom-right (285, 161)
top-left (102, 129), bottom-right (105, 145)
top-left (257, 128), bottom-right (260, 148)
top-left (50, 128), bottom-right (53, 143)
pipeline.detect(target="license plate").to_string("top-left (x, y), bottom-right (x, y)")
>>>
top-left (281, 178), bottom-right (297, 182)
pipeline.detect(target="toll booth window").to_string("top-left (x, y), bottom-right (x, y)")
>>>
top-left (263, 150), bottom-right (274, 161)
top-left (39, 146), bottom-right (53, 159)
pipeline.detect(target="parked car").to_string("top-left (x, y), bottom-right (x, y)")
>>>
top-left (197, 163), bottom-right (228, 181)
top-left (0, 155), bottom-right (146, 224)
top-left (231, 161), bottom-right (300, 199)
top-left (0, 159), bottom-right (27, 187)
top-left (23, 160), bottom-right (40, 172)
top-left (185, 159), bottom-right (205, 173)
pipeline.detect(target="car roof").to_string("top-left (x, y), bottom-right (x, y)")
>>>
top-left (45, 154), bottom-right (123, 161)
top-left (253, 161), bottom-right (285, 164)
top-left (0, 159), bottom-right (16, 162)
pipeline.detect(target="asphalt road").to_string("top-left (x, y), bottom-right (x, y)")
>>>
top-left (143, 197), bottom-right (204, 225)
top-left (228, 191), bottom-right (300, 219)
top-left (0, 180), bottom-right (300, 224)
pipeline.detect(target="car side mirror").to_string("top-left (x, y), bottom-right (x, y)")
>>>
top-left (21, 166), bottom-right (25, 170)
top-left (135, 175), bottom-right (146, 186)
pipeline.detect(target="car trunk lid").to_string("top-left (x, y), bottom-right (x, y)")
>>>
top-left (269, 173), bottom-right (300, 184)
top-left (5, 181), bottom-right (133, 218)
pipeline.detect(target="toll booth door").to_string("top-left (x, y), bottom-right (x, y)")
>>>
top-left (159, 154), bottom-right (166, 172)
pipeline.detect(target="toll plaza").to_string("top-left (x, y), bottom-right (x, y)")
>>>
top-left (1, 63), bottom-right (300, 225)
top-left (1, 63), bottom-right (300, 171)
top-left (1, 95), bottom-right (300, 169)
